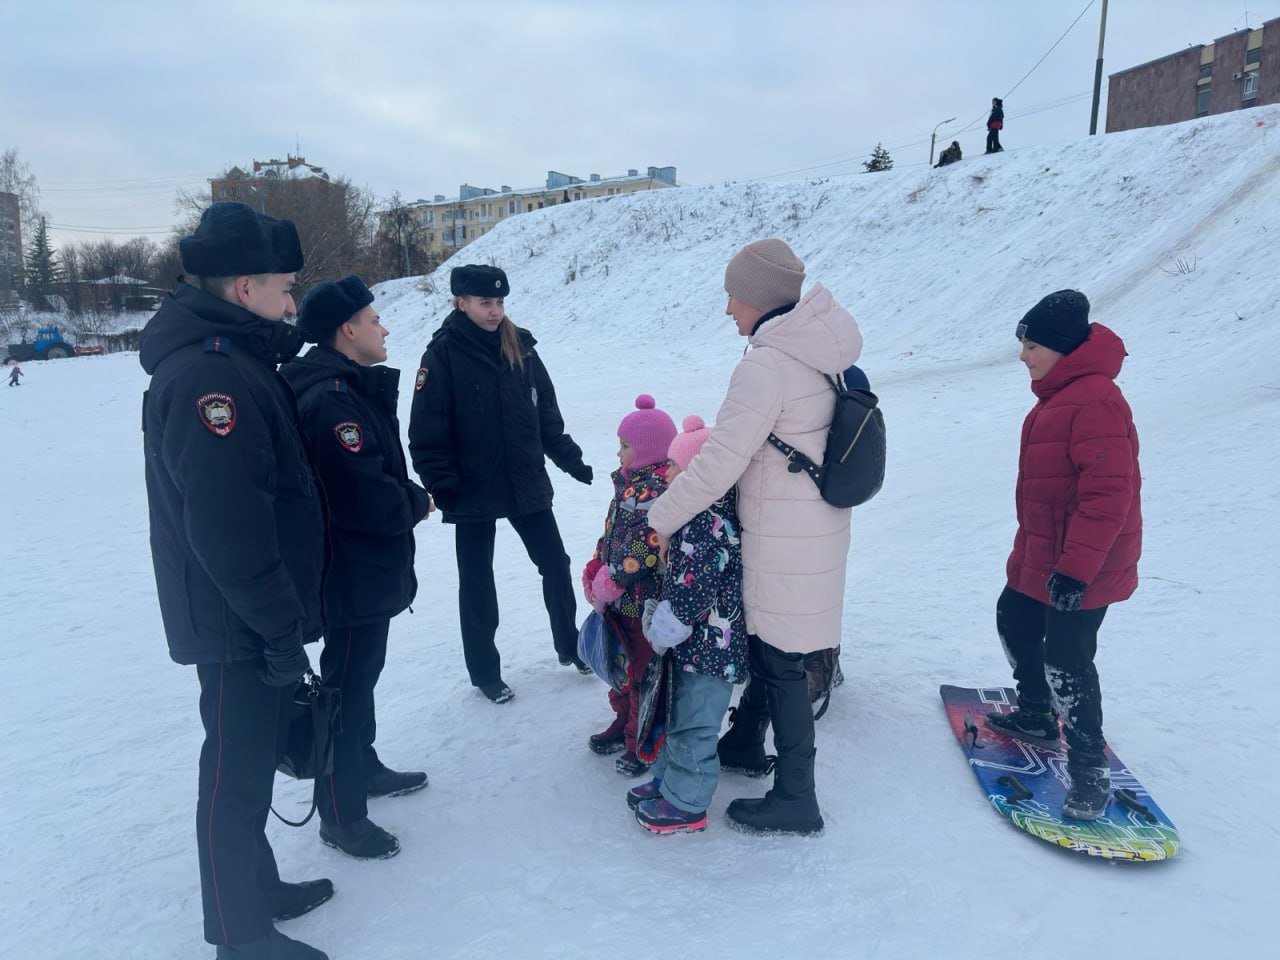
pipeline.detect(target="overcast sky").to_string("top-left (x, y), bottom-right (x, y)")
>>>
top-left (2, 0), bottom-right (1274, 248)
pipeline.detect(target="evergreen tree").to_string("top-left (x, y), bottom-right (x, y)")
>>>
top-left (863, 143), bottom-right (894, 173)
top-left (24, 216), bottom-right (60, 310)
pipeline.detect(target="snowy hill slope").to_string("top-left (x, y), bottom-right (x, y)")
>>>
top-left (2, 108), bottom-right (1277, 959)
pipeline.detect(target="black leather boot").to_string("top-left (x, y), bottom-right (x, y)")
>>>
top-left (725, 638), bottom-right (823, 835)
top-left (717, 679), bottom-right (773, 777)
top-left (726, 748), bottom-right (824, 836)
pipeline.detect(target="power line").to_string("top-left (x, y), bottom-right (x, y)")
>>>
top-left (741, 3), bottom-right (1101, 184)
top-left (48, 222), bottom-right (178, 237)
top-left (1005, 0), bottom-right (1098, 101)
top-left (951, 0), bottom-right (1098, 137)
top-left (750, 88), bottom-right (1094, 182)
top-left (41, 172), bottom-right (212, 188)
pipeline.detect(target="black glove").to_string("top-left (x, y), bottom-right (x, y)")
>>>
top-left (431, 487), bottom-right (459, 512)
top-left (569, 463), bottom-right (593, 485)
top-left (1047, 571), bottom-right (1087, 613)
top-left (259, 638), bottom-right (311, 687)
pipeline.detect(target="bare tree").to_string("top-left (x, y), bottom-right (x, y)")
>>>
top-left (367, 192), bottom-right (437, 283)
top-left (0, 147), bottom-right (43, 245)
top-left (65, 236), bottom-right (161, 312)
top-left (183, 168), bottom-right (382, 297)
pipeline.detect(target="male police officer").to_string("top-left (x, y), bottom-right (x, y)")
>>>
top-left (140, 202), bottom-right (330, 960)
top-left (282, 276), bottom-right (431, 860)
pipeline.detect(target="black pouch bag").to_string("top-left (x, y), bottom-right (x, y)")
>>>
top-left (272, 670), bottom-right (342, 827)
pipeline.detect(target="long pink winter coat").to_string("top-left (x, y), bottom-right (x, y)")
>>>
top-left (1006, 323), bottom-right (1142, 608)
top-left (647, 284), bottom-right (863, 653)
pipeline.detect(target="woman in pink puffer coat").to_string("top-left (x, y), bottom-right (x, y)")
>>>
top-left (647, 238), bottom-right (863, 836)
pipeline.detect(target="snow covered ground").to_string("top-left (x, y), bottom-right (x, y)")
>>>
top-left (3, 107), bottom-right (1277, 959)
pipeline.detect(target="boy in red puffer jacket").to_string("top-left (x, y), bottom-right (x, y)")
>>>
top-left (985, 289), bottom-right (1142, 822)
top-left (582, 395), bottom-right (676, 776)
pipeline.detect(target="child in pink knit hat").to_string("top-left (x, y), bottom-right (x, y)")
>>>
top-left (582, 395), bottom-right (677, 776)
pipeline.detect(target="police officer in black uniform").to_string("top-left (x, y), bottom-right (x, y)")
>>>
top-left (140, 202), bottom-right (329, 960)
top-left (282, 275), bottom-right (431, 861)
top-left (408, 264), bottom-right (593, 703)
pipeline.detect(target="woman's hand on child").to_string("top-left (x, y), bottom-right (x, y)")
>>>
top-left (655, 532), bottom-right (670, 565)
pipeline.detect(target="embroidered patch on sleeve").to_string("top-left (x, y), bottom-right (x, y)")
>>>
top-left (334, 421), bottom-right (364, 453)
top-left (196, 392), bottom-right (237, 436)
top-left (415, 367), bottom-right (428, 391)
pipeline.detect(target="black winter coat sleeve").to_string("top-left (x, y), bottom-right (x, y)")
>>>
top-left (408, 348), bottom-right (462, 497)
top-left (158, 359), bottom-right (305, 651)
top-left (303, 391), bottom-right (428, 536)
top-left (530, 351), bottom-right (585, 475)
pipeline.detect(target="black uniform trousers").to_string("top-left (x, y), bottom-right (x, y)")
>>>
top-left (316, 620), bottom-right (390, 826)
top-left (196, 660), bottom-right (293, 946)
top-left (996, 586), bottom-right (1109, 768)
top-left (745, 634), bottom-right (818, 799)
top-left (986, 128), bottom-right (1002, 152)
top-left (453, 508), bottom-right (578, 686)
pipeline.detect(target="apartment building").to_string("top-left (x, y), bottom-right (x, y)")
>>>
top-left (1107, 18), bottom-right (1279, 132)
top-left (392, 165), bottom-right (677, 257)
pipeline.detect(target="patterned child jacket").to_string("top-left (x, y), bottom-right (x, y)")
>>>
top-left (597, 463), bottom-right (668, 619)
top-left (664, 488), bottom-right (749, 684)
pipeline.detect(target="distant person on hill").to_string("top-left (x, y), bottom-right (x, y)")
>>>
top-left (408, 264), bottom-right (595, 704)
top-left (581, 394), bottom-right (676, 776)
top-left (646, 238), bottom-right (863, 837)
top-left (282, 275), bottom-right (433, 862)
top-left (936, 141), bottom-right (962, 168)
top-left (139, 202), bottom-right (330, 960)
top-left (986, 97), bottom-right (1004, 153)
top-left (7, 360), bottom-right (22, 386)
top-left (984, 290), bottom-right (1142, 822)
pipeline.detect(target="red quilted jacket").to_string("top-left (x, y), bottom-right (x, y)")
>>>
top-left (1006, 323), bottom-right (1142, 608)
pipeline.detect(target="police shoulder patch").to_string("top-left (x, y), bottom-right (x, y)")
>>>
top-left (415, 367), bottom-right (428, 391)
top-left (334, 421), bottom-right (363, 453)
top-left (196, 392), bottom-right (237, 436)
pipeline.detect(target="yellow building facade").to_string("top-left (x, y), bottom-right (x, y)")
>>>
top-left (391, 165), bottom-right (678, 258)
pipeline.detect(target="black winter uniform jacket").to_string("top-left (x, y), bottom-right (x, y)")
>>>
top-left (281, 345), bottom-right (430, 628)
top-left (140, 284), bottom-right (326, 665)
top-left (408, 311), bottom-right (587, 523)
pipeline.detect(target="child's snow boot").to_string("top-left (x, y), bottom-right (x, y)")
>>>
top-left (615, 751), bottom-right (650, 777)
top-left (635, 796), bottom-right (707, 834)
top-left (626, 777), bottom-right (662, 810)
top-left (588, 716), bottom-right (626, 755)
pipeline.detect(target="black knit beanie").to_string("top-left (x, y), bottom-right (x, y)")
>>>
top-left (1016, 290), bottom-right (1091, 355)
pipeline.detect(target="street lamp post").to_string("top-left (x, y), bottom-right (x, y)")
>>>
top-left (930, 117), bottom-right (957, 166)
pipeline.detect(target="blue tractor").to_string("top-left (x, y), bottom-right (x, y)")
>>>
top-left (6, 327), bottom-right (100, 361)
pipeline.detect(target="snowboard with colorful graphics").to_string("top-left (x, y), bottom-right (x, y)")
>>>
top-left (940, 685), bottom-right (1179, 862)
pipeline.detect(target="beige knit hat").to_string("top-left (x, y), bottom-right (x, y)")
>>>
top-left (724, 238), bottom-right (805, 313)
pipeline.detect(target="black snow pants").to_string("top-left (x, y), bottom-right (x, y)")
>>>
top-left (996, 586), bottom-right (1109, 768)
